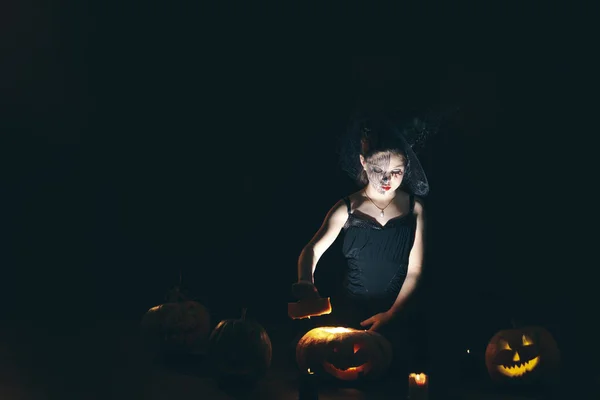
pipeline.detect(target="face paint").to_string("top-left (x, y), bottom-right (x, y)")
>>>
top-left (365, 152), bottom-right (405, 194)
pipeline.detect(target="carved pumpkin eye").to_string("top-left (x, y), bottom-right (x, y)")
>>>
top-left (499, 339), bottom-right (512, 351)
top-left (522, 335), bottom-right (533, 346)
top-left (353, 343), bottom-right (361, 354)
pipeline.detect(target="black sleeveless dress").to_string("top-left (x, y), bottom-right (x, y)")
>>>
top-left (321, 193), bottom-right (428, 374)
top-left (327, 194), bottom-right (417, 329)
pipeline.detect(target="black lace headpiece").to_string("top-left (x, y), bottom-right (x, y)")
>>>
top-left (338, 110), bottom-right (452, 196)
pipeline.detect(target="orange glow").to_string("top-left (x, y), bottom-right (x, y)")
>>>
top-left (323, 361), bottom-right (371, 380)
top-left (321, 327), bottom-right (352, 334)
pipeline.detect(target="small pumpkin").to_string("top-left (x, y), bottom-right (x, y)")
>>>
top-left (485, 323), bottom-right (560, 385)
top-left (208, 308), bottom-right (273, 385)
top-left (141, 283), bottom-right (211, 356)
top-left (296, 327), bottom-right (393, 382)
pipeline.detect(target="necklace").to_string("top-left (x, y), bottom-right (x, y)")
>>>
top-left (363, 189), bottom-right (395, 217)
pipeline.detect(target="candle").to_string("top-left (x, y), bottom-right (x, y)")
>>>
top-left (298, 368), bottom-right (318, 400)
top-left (408, 373), bottom-right (428, 400)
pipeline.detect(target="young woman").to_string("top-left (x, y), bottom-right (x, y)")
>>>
top-left (292, 114), bottom-right (433, 371)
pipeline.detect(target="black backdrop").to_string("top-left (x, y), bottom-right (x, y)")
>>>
top-left (1, 1), bottom-right (593, 382)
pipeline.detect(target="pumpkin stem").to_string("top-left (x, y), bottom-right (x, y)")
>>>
top-left (241, 308), bottom-right (247, 320)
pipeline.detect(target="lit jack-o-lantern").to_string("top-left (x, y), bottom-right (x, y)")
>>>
top-left (485, 326), bottom-right (560, 385)
top-left (296, 327), bottom-right (393, 382)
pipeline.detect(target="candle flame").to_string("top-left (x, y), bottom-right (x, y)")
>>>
top-left (410, 373), bottom-right (428, 386)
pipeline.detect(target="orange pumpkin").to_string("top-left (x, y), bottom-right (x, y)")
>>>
top-left (296, 327), bottom-right (393, 381)
top-left (141, 284), bottom-right (211, 356)
top-left (208, 309), bottom-right (273, 385)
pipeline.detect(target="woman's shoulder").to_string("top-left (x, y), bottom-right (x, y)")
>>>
top-left (346, 189), bottom-right (366, 202)
top-left (396, 190), bottom-right (424, 215)
top-left (324, 198), bottom-right (352, 225)
top-left (411, 194), bottom-right (425, 215)
top-left (324, 190), bottom-right (366, 217)
top-left (343, 190), bottom-right (367, 209)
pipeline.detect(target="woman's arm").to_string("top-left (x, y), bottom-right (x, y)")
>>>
top-left (388, 196), bottom-right (426, 315)
top-left (297, 200), bottom-right (349, 282)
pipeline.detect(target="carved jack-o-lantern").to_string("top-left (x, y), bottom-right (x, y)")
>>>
top-left (296, 327), bottom-right (393, 381)
top-left (485, 325), bottom-right (560, 385)
top-left (141, 285), bottom-right (211, 356)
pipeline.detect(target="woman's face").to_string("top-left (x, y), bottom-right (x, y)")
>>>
top-left (361, 151), bottom-right (406, 194)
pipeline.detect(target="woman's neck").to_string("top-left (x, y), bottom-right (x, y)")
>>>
top-left (363, 184), bottom-right (397, 202)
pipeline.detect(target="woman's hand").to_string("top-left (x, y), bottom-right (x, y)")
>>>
top-left (291, 280), bottom-right (320, 300)
top-left (360, 310), bottom-right (395, 332)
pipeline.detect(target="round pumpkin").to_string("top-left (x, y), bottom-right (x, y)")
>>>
top-left (296, 326), bottom-right (393, 382)
top-left (485, 325), bottom-right (560, 385)
top-left (208, 309), bottom-right (273, 385)
top-left (141, 285), bottom-right (211, 356)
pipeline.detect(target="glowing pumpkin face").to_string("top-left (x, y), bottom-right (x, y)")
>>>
top-left (494, 334), bottom-right (538, 377)
top-left (485, 326), bottom-right (560, 385)
top-left (296, 327), bottom-right (392, 382)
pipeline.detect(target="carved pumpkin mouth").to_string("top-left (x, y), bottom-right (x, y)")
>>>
top-left (497, 356), bottom-right (540, 377)
top-left (322, 361), bottom-right (373, 381)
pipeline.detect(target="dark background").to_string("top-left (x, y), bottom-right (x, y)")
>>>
top-left (1, 0), bottom-right (593, 385)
